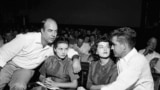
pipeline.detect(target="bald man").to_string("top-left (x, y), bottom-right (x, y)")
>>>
top-left (0, 18), bottom-right (80, 90)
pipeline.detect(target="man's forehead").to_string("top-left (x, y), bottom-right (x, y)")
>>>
top-left (111, 36), bottom-right (121, 45)
top-left (44, 19), bottom-right (57, 30)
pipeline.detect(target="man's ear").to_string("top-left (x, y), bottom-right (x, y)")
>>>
top-left (121, 43), bottom-right (126, 51)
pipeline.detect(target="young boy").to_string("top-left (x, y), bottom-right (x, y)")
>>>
top-left (36, 37), bottom-right (79, 90)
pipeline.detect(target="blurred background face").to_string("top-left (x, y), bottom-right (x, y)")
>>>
top-left (54, 43), bottom-right (69, 59)
top-left (77, 38), bottom-right (84, 47)
top-left (111, 36), bottom-right (124, 58)
top-left (84, 36), bottom-right (89, 42)
top-left (90, 35), bottom-right (95, 42)
top-left (146, 37), bottom-right (157, 51)
top-left (41, 20), bottom-right (58, 44)
top-left (96, 42), bottom-right (110, 58)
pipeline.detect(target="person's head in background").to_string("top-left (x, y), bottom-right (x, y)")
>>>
top-left (110, 27), bottom-right (136, 58)
top-left (90, 34), bottom-right (95, 46)
top-left (64, 33), bottom-right (69, 38)
top-left (84, 35), bottom-right (90, 43)
top-left (89, 36), bottom-right (111, 61)
top-left (76, 36), bottom-right (84, 48)
top-left (74, 30), bottom-right (79, 39)
top-left (146, 37), bottom-right (157, 52)
top-left (53, 37), bottom-right (69, 59)
top-left (87, 30), bottom-right (91, 35)
top-left (69, 39), bottom-right (76, 49)
top-left (41, 18), bottom-right (58, 46)
top-left (5, 31), bottom-right (14, 43)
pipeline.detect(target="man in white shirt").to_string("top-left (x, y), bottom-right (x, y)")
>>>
top-left (139, 37), bottom-right (160, 73)
top-left (101, 27), bottom-right (154, 90)
top-left (0, 18), bottom-right (81, 90)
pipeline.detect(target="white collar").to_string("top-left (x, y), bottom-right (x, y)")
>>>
top-left (120, 48), bottom-right (137, 62)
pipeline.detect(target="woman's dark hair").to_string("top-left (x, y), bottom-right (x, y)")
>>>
top-left (89, 36), bottom-right (111, 61)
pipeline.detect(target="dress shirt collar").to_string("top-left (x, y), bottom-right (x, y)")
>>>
top-left (35, 32), bottom-right (53, 49)
top-left (120, 48), bottom-right (137, 62)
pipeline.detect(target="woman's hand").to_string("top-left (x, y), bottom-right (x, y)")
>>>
top-left (44, 78), bottom-right (58, 88)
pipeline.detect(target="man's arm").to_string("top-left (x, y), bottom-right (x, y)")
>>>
top-left (56, 79), bottom-right (78, 88)
top-left (72, 55), bottom-right (81, 73)
top-left (45, 79), bottom-right (78, 88)
top-left (68, 48), bottom-right (81, 73)
top-left (154, 58), bottom-right (160, 73)
top-left (0, 34), bottom-right (26, 67)
top-left (101, 56), bottom-right (146, 90)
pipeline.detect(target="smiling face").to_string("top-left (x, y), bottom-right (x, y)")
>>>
top-left (96, 41), bottom-right (110, 58)
top-left (41, 19), bottom-right (58, 45)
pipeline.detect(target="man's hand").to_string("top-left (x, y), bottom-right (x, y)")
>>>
top-left (72, 58), bottom-right (81, 73)
top-left (150, 58), bottom-right (159, 68)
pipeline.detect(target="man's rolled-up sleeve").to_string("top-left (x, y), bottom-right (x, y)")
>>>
top-left (0, 34), bottom-right (26, 67)
top-left (67, 48), bottom-right (79, 59)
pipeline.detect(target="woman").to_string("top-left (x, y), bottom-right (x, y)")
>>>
top-left (33, 37), bottom-right (79, 90)
top-left (78, 36), bottom-right (118, 90)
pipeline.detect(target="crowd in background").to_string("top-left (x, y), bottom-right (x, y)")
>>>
top-left (0, 24), bottom-right (160, 90)
top-left (0, 25), bottom-right (160, 63)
